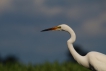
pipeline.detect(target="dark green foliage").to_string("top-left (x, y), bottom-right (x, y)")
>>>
top-left (0, 61), bottom-right (90, 71)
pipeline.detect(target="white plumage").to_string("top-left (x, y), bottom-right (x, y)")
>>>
top-left (41, 24), bottom-right (106, 71)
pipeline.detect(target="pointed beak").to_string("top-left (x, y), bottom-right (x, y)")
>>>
top-left (41, 26), bottom-right (58, 32)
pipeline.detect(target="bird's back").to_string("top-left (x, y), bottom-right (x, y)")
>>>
top-left (87, 51), bottom-right (106, 71)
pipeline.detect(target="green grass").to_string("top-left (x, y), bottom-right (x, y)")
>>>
top-left (0, 61), bottom-right (90, 71)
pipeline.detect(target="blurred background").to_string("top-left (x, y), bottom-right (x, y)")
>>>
top-left (0, 0), bottom-right (106, 64)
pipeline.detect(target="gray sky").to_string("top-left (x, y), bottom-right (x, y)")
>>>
top-left (0, 0), bottom-right (106, 64)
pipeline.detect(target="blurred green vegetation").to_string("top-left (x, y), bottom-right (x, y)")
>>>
top-left (0, 61), bottom-right (90, 71)
top-left (0, 44), bottom-right (90, 71)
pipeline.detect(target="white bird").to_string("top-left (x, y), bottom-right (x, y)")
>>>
top-left (41, 24), bottom-right (106, 71)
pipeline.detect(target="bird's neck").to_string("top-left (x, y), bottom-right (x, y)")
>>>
top-left (67, 28), bottom-right (89, 68)
top-left (67, 28), bottom-right (76, 43)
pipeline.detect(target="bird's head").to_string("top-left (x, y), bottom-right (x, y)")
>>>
top-left (41, 24), bottom-right (70, 32)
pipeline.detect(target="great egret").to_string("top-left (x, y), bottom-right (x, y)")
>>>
top-left (41, 24), bottom-right (106, 71)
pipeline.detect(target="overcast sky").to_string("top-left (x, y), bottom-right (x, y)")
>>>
top-left (0, 0), bottom-right (106, 64)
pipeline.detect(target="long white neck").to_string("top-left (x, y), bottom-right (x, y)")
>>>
top-left (66, 27), bottom-right (89, 68)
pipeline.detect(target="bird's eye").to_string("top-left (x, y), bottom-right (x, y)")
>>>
top-left (58, 26), bottom-right (61, 28)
